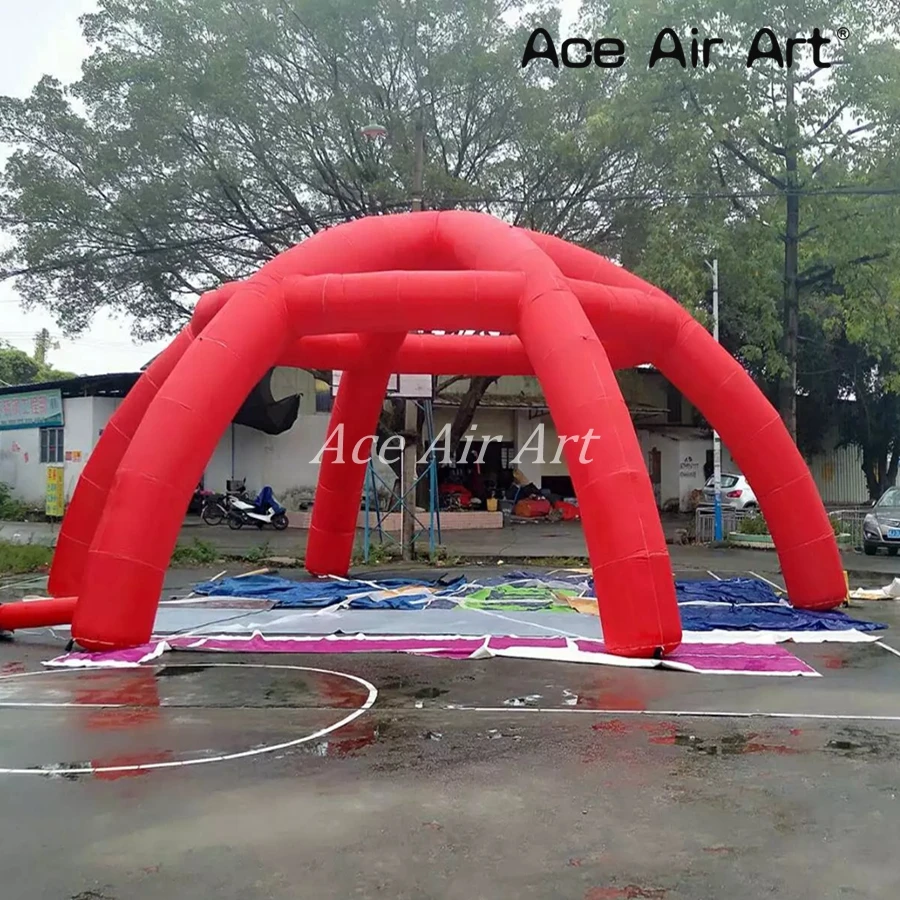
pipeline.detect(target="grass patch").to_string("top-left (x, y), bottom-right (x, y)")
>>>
top-left (170, 539), bottom-right (220, 566)
top-left (0, 540), bottom-right (54, 575)
top-left (521, 556), bottom-right (590, 568)
top-left (243, 541), bottom-right (271, 564)
top-left (352, 542), bottom-right (403, 566)
top-left (0, 483), bottom-right (29, 521)
top-left (737, 514), bottom-right (769, 535)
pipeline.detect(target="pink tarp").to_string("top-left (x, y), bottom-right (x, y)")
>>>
top-left (44, 633), bottom-right (818, 676)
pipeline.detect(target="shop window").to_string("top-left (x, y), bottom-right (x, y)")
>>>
top-left (40, 427), bottom-right (65, 464)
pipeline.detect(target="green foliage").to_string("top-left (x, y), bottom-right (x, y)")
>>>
top-left (737, 514), bottom-right (769, 535)
top-left (2, 0), bottom-right (900, 484)
top-left (0, 540), bottom-right (53, 575)
top-left (0, 342), bottom-right (74, 387)
top-left (0, 0), bottom-right (642, 338)
top-left (0, 483), bottom-right (29, 521)
top-left (354, 542), bottom-right (402, 566)
top-left (170, 538), bottom-right (219, 566)
top-left (243, 541), bottom-right (271, 564)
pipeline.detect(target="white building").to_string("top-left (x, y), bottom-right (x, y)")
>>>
top-left (0, 366), bottom-right (871, 513)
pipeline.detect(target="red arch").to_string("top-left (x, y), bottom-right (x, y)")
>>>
top-left (4, 211), bottom-right (845, 656)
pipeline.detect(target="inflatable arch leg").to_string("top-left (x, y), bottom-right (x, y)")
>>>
top-left (48, 285), bottom-right (238, 598)
top-left (528, 231), bottom-right (846, 610)
top-left (306, 334), bottom-right (405, 576)
top-left (71, 283), bottom-right (291, 650)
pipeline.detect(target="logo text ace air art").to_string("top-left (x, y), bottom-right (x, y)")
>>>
top-left (522, 26), bottom-right (844, 71)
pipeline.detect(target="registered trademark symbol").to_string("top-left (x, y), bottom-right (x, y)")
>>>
top-left (836, 27), bottom-right (850, 40)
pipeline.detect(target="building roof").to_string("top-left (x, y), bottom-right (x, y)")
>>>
top-left (0, 372), bottom-right (141, 399)
top-left (0, 370), bottom-right (301, 436)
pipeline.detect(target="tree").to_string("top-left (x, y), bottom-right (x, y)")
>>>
top-left (0, 341), bottom-right (75, 386)
top-left (588, 0), bottom-right (900, 440)
top-left (0, 0), bottom-right (656, 438)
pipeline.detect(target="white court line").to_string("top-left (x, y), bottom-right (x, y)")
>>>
top-left (749, 571), bottom-right (786, 593)
top-left (876, 641), bottom-right (900, 660)
top-left (0, 663), bottom-right (377, 777)
top-left (442, 706), bottom-right (900, 723)
top-left (706, 571), bottom-right (722, 581)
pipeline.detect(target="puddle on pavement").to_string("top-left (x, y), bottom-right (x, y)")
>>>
top-left (0, 663), bottom-right (381, 777)
top-left (154, 665), bottom-right (211, 678)
top-left (809, 645), bottom-right (887, 670)
top-left (825, 726), bottom-right (900, 759)
top-left (587, 718), bottom-right (900, 761)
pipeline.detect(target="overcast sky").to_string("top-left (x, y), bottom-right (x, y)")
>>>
top-left (0, 0), bottom-right (580, 376)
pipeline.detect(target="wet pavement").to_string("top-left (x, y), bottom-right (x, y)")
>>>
top-left (7, 517), bottom-right (900, 582)
top-left (1, 596), bottom-right (900, 899)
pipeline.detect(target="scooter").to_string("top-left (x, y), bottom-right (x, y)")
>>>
top-left (226, 486), bottom-right (289, 530)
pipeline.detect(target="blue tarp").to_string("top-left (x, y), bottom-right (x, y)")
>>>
top-left (192, 574), bottom-right (462, 610)
top-left (191, 573), bottom-right (885, 631)
top-left (673, 577), bottom-right (885, 632)
top-left (678, 602), bottom-right (884, 632)
top-left (675, 577), bottom-right (784, 606)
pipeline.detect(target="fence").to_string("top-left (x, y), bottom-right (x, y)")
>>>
top-left (693, 507), bottom-right (758, 544)
top-left (694, 505), bottom-right (868, 548)
top-left (829, 509), bottom-right (867, 549)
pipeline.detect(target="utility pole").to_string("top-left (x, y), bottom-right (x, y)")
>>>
top-left (401, 111), bottom-right (426, 561)
top-left (706, 258), bottom-right (722, 541)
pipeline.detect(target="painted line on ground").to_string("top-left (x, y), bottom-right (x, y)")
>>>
top-left (0, 663), bottom-right (377, 777)
top-left (706, 571), bottom-right (722, 581)
top-left (876, 640), bottom-right (900, 660)
top-left (748, 572), bottom-right (786, 593)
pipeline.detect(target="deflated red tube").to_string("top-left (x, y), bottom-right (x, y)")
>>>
top-left (305, 334), bottom-right (405, 576)
top-left (529, 229), bottom-right (846, 610)
top-left (0, 597), bottom-right (77, 631)
top-left (72, 282), bottom-right (292, 651)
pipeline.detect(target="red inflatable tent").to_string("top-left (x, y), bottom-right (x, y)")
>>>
top-left (0, 211), bottom-right (846, 657)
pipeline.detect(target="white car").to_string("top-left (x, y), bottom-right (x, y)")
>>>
top-left (702, 473), bottom-right (758, 510)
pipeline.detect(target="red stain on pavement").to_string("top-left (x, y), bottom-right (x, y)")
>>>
top-left (328, 719), bottom-right (377, 757)
top-left (89, 750), bottom-right (174, 781)
top-left (76, 669), bottom-right (162, 732)
top-left (592, 719), bottom-right (630, 735)
top-left (0, 661), bottom-right (26, 674)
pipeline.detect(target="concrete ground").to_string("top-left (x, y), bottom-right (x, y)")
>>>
top-left (1, 560), bottom-right (900, 899)
top-left (5, 517), bottom-right (900, 583)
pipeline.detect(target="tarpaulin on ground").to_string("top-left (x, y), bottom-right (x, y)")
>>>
top-left (675, 577), bottom-right (784, 606)
top-left (190, 573), bottom-right (884, 631)
top-left (678, 603), bottom-right (884, 632)
top-left (192, 574), bottom-right (462, 610)
top-left (458, 584), bottom-right (582, 613)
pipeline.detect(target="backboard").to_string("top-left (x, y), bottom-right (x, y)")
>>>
top-left (332, 371), bottom-right (433, 399)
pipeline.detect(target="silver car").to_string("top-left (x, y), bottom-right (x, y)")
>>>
top-left (863, 487), bottom-right (900, 556)
top-left (702, 473), bottom-right (758, 510)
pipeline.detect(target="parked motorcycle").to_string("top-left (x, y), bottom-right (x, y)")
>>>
top-left (226, 486), bottom-right (289, 530)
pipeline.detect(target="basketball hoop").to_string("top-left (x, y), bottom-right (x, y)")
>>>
top-left (360, 122), bottom-right (388, 141)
